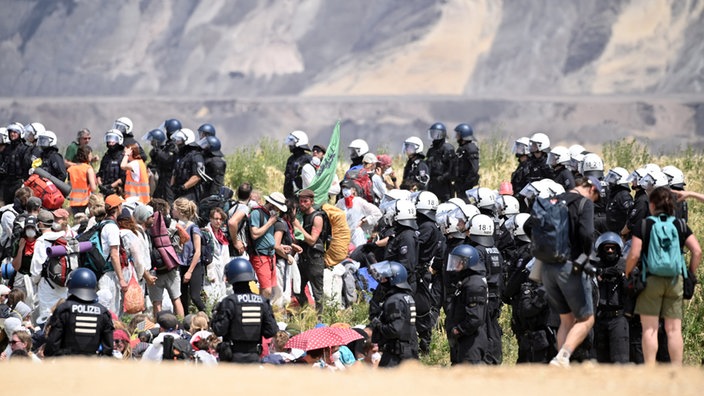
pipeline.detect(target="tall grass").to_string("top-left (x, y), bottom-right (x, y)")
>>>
top-left (219, 137), bottom-right (704, 365)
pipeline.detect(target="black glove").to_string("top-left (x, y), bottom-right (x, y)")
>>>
top-left (172, 185), bottom-right (185, 196)
top-left (99, 184), bottom-right (115, 196)
top-left (602, 266), bottom-right (623, 279)
top-left (361, 242), bottom-right (377, 253)
top-left (370, 317), bottom-right (381, 330)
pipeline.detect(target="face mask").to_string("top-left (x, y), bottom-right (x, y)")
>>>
top-left (247, 200), bottom-right (258, 209)
top-left (25, 229), bottom-right (37, 238)
top-left (344, 196), bottom-right (354, 209)
top-left (342, 188), bottom-right (352, 198)
top-left (311, 157), bottom-right (321, 167)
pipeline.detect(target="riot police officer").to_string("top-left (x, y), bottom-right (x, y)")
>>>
top-left (382, 199), bottom-right (419, 292)
top-left (445, 244), bottom-right (488, 365)
top-left (283, 130), bottom-right (312, 199)
top-left (467, 214), bottom-right (504, 364)
top-left (96, 129), bottom-right (126, 196)
top-left (198, 136), bottom-right (227, 197)
top-left (593, 232), bottom-right (629, 363)
top-left (212, 258), bottom-right (278, 363)
top-left (37, 130), bottom-right (67, 182)
top-left (453, 123), bottom-right (480, 200)
top-left (425, 122), bottom-right (456, 202)
top-left (369, 260), bottom-right (419, 367)
top-left (197, 123), bottom-right (217, 139)
top-left (401, 137), bottom-right (429, 191)
top-left (2, 123), bottom-right (31, 204)
top-left (43, 268), bottom-right (114, 357)
top-left (510, 137), bottom-right (531, 205)
top-left (547, 146), bottom-right (575, 191)
top-left (348, 139), bottom-right (369, 170)
top-left (527, 132), bottom-right (554, 182)
top-left (603, 167), bottom-right (634, 234)
top-left (146, 124), bottom-right (177, 203)
top-left (171, 128), bottom-right (206, 202)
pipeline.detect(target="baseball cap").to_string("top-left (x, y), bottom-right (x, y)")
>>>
top-left (157, 312), bottom-right (179, 331)
top-left (37, 209), bottom-right (54, 225)
top-left (362, 153), bottom-right (378, 164)
top-left (298, 189), bottom-right (315, 199)
top-left (105, 194), bottom-right (125, 210)
top-left (26, 196), bottom-right (42, 212)
top-left (312, 144), bottom-right (327, 153)
top-left (52, 208), bottom-right (70, 220)
top-left (133, 204), bottom-right (154, 223)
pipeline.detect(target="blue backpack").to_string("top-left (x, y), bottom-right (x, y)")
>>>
top-left (641, 215), bottom-right (687, 281)
top-left (529, 196), bottom-right (586, 264)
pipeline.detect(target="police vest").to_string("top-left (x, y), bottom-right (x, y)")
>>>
top-left (100, 150), bottom-right (123, 185)
top-left (229, 293), bottom-right (264, 343)
top-left (5, 142), bottom-right (26, 177)
top-left (63, 300), bottom-right (108, 355)
top-left (477, 245), bottom-right (503, 293)
top-left (124, 160), bottom-right (150, 204)
top-left (68, 163), bottom-right (92, 207)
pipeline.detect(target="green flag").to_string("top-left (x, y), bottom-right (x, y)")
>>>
top-left (309, 121), bottom-right (341, 207)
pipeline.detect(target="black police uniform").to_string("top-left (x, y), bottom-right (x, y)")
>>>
top-left (384, 225), bottom-right (419, 293)
top-left (2, 139), bottom-right (30, 204)
top-left (605, 186), bottom-right (634, 234)
top-left (527, 154), bottom-right (554, 182)
top-left (454, 140), bottom-right (480, 199)
top-left (283, 148), bottom-right (312, 199)
top-left (511, 159), bottom-right (531, 202)
top-left (553, 166), bottom-right (575, 191)
top-left (173, 145), bottom-right (206, 202)
top-left (441, 236), bottom-right (466, 315)
top-left (372, 285), bottom-right (418, 367)
top-left (414, 216), bottom-right (443, 353)
top-left (148, 141), bottom-right (177, 203)
top-left (212, 290), bottom-right (278, 363)
top-left (43, 296), bottom-right (114, 357)
top-left (469, 242), bottom-right (504, 364)
top-left (445, 266), bottom-right (489, 364)
top-left (96, 145), bottom-right (125, 195)
top-left (426, 140), bottom-right (456, 201)
top-left (626, 189), bottom-right (649, 237)
top-left (594, 257), bottom-right (629, 363)
top-left (39, 147), bottom-right (68, 182)
top-left (203, 153), bottom-right (227, 197)
top-left (401, 154), bottom-right (430, 191)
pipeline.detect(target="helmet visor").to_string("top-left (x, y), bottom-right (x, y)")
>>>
top-left (369, 261), bottom-right (392, 281)
top-left (105, 134), bottom-right (120, 144)
top-left (403, 142), bottom-right (418, 155)
top-left (529, 140), bottom-right (541, 153)
top-left (604, 170), bottom-right (621, 185)
top-left (465, 188), bottom-right (480, 206)
top-left (512, 141), bottom-right (529, 155)
top-left (518, 182), bottom-right (540, 199)
top-left (546, 152), bottom-right (559, 167)
top-left (285, 135), bottom-right (298, 147)
top-left (428, 129), bottom-right (445, 141)
top-left (171, 131), bottom-right (187, 144)
top-left (638, 174), bottom-right (655, 190)
top-left (113, 121), bottom-right (129, 134)
top-left (37, 135), bottom-right (53, 147)
top-left (196, 137), bottom-right (210, 150)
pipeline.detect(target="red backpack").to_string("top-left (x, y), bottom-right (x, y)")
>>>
top-left (24, 174), bottom-right (65, 210)
top-left (344, 166), bottom-right (374, 203)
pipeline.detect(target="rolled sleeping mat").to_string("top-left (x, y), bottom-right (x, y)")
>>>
top-left (33, 167), bottom-right (72, 197)
top-left (46, 241), bottom-right (94, 258)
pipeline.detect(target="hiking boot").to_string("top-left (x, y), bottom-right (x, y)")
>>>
top-left (549, 355), bottom-right (570, 367)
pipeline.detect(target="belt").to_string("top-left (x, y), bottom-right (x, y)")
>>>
top-left (597, 309), bottom-right (624, 318)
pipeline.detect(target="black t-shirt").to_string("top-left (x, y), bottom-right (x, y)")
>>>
top-left (631, 214), bottom-right (692, 254)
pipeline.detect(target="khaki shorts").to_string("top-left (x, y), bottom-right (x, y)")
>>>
top-left (635, 275), bottom-right (683, 319)
top-left (147, 269), bottom-right (182, 302)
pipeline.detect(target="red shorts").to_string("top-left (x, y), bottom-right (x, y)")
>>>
top-left (250, 255), bottom-right (276, 289)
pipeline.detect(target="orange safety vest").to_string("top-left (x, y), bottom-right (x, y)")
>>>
top-left (67, 163), bottom-right (92, 207)
top-left (125, 160), bottom-right (151, 204)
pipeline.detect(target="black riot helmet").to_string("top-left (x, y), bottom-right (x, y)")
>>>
top-left (595, 231), bottom-right (624, 263)
top-left (163, 119), bottom-right (182, 138)
top-left (369, 261), bottom-right (412, 291)
top-left (67, 268), bottom-right (98, 302)
top-left (454, 123), bottom-right (474, 142)
top-left (197, 136), bottom-right (223, 157)
top-left (198, 123), bottom-right (216, 138)
top-left (224, 258), bottom-right (257, 285)
top-left (427, 122), bottom-right (447, 141)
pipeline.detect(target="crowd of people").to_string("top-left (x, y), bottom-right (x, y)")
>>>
top-left (0, 118), bottom-right (700, 368)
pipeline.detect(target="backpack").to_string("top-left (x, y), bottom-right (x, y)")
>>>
top-left (194, 226), bottom-right (214, 266)
top-left (641, 215), bottom-right (688, 281)
top-left (24, 174), bottom-right (65, 210)
top-left (0, 205), bottom-right (19, 260)
top-left (42, 237), bottom-right (80, 287)
top-left (76, 220), bottom-right (115, 279)
top-left (319, 203), bottom-right (351, 267)
top-left (344, 166), bottom-right (374, 203)
top-left (197, 195), bottom-right (225, 228)
top-left (529, 196), bottom-right (586, 264)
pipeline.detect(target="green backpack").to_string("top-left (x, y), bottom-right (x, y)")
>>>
top-left (641, 215), bottom-right (688, 282)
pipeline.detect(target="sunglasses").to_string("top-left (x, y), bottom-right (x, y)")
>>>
top-left (10, 340), bottom-right (23, 345)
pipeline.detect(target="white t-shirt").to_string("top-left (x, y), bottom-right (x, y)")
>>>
top-left (100, 221), bottom-right (121, 260)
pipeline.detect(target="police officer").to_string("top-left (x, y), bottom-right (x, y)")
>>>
top-left (171, 128), bottom-right (206, 202)
top-left (510, 137), bottom-right (531, 206)
top-left (623, 168), bottom-right (650, 239)
top-left (283, 130), bottom-right (312, 199)
top-left (603, 167), bottom-right (634, 234)
top-left (198, 136), bottom-right (227, 197)
top-left (445, 244), bottom-right (488, 365)
top-left (2, 123), bottom-right (31, 205)
top-left (453, 123), bottom-right (480, 200)
top-left (527, 132), bottom-right (554, 182)
top-left (411, 191), bottom-right (443, 354)
top-left (212, 258), bottom-right (278, 363)
top-left (96, 129), bottom-right (126, 196)
top-left (369, 260), bottom-right (418, 367)
top-left (401, 137), bottom-right (430, 191)
top-left (466, 214), bottom-right (504, 364)
top-left (348, 139), bottom-right (369, 170)
top-left (37, 130), bottom-right (67, 182)
top-left (146, 123), bottom-right (178, 203)
top-left (425, 122), bottom-right (456, 202)
top-left (197, 123), bottom-right (217, 139)
top-left (547, 146), bottom-right (575, 191)
top-left (593, 232), bottom-right (629, 363)
top-left (43, 268), bottom-right (114, 357)
top-left (382, 199), bottom-right (419, 292)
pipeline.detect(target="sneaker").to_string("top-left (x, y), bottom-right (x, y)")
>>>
top-left (549, 356), bottom-right (570, 367)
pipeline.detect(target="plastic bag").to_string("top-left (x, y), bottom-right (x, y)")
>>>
top-left (123, 264), bottom-right (145, 314)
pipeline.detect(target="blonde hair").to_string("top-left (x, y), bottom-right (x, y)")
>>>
top-left (190, 312), bottom-right (210, 333)
top-left (173, 197), bottom-right (198, 221)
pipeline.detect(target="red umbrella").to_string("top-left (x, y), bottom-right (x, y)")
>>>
top-left (285, 326), bottom-right (364, 351)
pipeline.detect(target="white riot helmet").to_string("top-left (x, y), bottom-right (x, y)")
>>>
top-left (105, 128), bottom-right (124, 146)
top-left (604, 167), bottom-right (630, 189)
top-left (381, 189), bottom-right (412, 206)
top-left (403, 136), bottom-right (424, 155)
top-left (24, 122), bottom-right (46, 141)
top-left (580, 153), bottom-right (604, 178)
top-left (0, 127), bottom-right (9, 144)
top-left (512, 137), bottom-right (531, 156)
top-left (465, 187), bottom-right (499, 213)
top-left (512, 213), bottom-right (531, 243)
top-left (547, 145), bottom-right (571, 168)
top-left (499, 195), bottom-right (520, 217)
top-left (568, 144), bottom-right (586, 159)
top-left (393, 199), bottom-right (417, 228)
top-left (286, 130), bottom-right (310, 150)
top-left (662, 165), bottom-right (685, 189)
top-left (37, 130), bottom-right (58, 148)
top-left (436, 203), bottom-right (466, 239)
top-left (6, 122), bottom-right (25, 139)
top-left (182, 128), bottom-right (196, 146)
top-left (644, 163), bottom-right (661, 174)
top-left (639, 170), bottom-right (668, 192)
top-left (529, 132), bottom-right (550, 153)
top-left (113, 117), bottom-right (133, 135)
top-left (469, 214), bottom-right (495, 247)
top-left (627, 167), bottom-right (648, 188)
top-left (412, 191), bottom-right (439, 221)
top-left (348, 139), bottom-right (369, 159)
